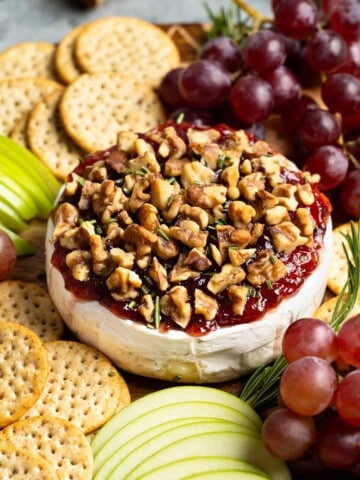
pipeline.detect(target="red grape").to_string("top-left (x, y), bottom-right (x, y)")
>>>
top-left (178, 59), bottom-right (232, 109)
top-left (261, 65), bottom-right (301, 113)
top-left (303, 145), bottom-right (349, 191)
top-left (317, 414), bottom-right (360, 470)
top-left (340, 169), bottom-right (360, 218)
top-left (306, 29), bottom-right (348, 74)
top-left (274, 0), bottom-right (318, 40)
top-left (0, 230), bottom-right (16, 280)
top-left (261, 407), bottom-right (317, 460)
top-left (199, 36), bottom-right (243, 73)
top-left (329, 0), bottom-right (360, 42)
top-left (284, 94), bottom-right (319, 134)
top-left (282, 318), bottom-right (338, 364)
top-left (335, 370), bottom-right (360, 427)
top-left (229, 74), bottom-right (274, 123)
top-left (337, 314), bottom-right (360, 369)
top-left (336, 40), bottom-right (360, 78)
top-left (342, 104), bottom-right (360, 133)
top-left (158, 67), bottom-right (186, 111)
top-left (321, 73), bottom-right (360, 116)
top-left (279, 356), bottom-right (338, 416)
top-left (243, 29), bottom-right (286, 74)
top-left (298, 109), bottom-right (342, 150)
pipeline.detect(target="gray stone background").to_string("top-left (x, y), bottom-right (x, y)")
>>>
top-left (0, 0), bottom-right (271, 51)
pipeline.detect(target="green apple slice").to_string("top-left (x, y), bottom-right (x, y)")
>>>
top-left (0, 177), bottom-right (38, 219)
top-left (136, 456), bottom-right (269, 480)
top-left (0, 136), bottom-right (61, 199)
top-left (0, 179), bottom-right (38, 220)
top-left (98, 420), bottom-right (256, 480)
top-left (0, 159), bottom-right (53, 219)
top-left (0, 198), bottom-right (28, 232)
top-left (94, 406), bottom-right (260, 479)
top-left (185, 470), bottom-right (270, 479)
top-left (91, 386), bottom-right (262, 456)
top-left (94, 400), bottom-right (261, 476)
top-left (119, 430), bottom-right (290, 480)
top-left (0, 223), bottom-right (35, 256)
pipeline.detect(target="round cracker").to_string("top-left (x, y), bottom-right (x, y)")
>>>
top-left (314, 294), bottom-right (360, 324)
top-left (0, 42), bottom-right (58, 81)
top-left (0, 415), bottom-right (93, 480)
top-left (59, 71), bottom-right (165, 152)
top-left (75, 16), bottom-right (180, 87)
top-left (327, 222), bottom-right (357, 295)
top-left (0, 322), bottom-right (48, 428)
top-left (0, 280), bottom-right (64, 341)
top-left (27, 89), bottom-right (84, 180)
top-left (0, 445), bottom-right (57, 480)
top-left (9, 114), bottom-right (29, 148)
top-left (22, 340), bottom-right (131, 433)
top-left (0, 77), bottom-right (62, 136)
top-left (54, 23), bottom-right (87, 84)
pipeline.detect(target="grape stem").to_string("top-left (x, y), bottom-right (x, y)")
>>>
top-left (239, 221), bottom-right (360, 412)
top-left (232, 0), bottom-right (272, 32)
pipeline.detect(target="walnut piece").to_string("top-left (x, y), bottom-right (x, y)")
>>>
top-left (247, 251), bottom-right (288, 286)
top-left (195, 289), bottom-right (218, 321)
top-left (160, 286), bottom-right (192, 328)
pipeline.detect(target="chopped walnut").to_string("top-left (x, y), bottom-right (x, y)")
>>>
top-left (153, 235), bottom-right (179, 260)
top-left (169, 253), bottom-right (201, 282)
top-left (53, 202), bottom-right (79, 238)
top-left (123, 224), bottom-right (157, 256)
top-left (150, 178), bottom-right (176, 211)
top-left (247, 251), bottom-right (288, 286)
top-left (160, 285), bottom-right (192, 328)
top-left (161, 193), bottom-right (185, 221)
top-left (149, 257), bottom-right (169, 291)
top-left (138, 294), bottom-right (155, 323)
top-left (117, 130), bottom-right (138, 152)
top-left (296, 182), bottom-right (315, 206)
top-left (110, 247), bottom-right (135, 269)
top-left (128, 177), bottom-right (151, 212)
top-left (158, 126), bottom-right (187, 159)
top-left (168, 220), bottom-right (208, 248)
top-left (228, 285), bottom-right (248, 315)
top-left (138, 203), bottom-right (159, 233)
top-left (65, 250), bottom-right (92, 281)
top-left (272, 184), bottom-right (299, 211)
top-left (238, 172), bottom-right (266, 201)
top-left (265, 205), bottom-right (290, 225)
top-left (180, 204), bottom-right (209, 229)
top-left (195, 289), bottom-right (218, 321)
top-left (184, 248), bottom-right (212, 271)
top-left (207, 263), bottom-right (246, 294)
top-left (270, 221), bottom-right (309, 253)
top-left (228, 201), bottom-right (256, 227)
top-left (228, 247), bottom-right (256, 267)
top-left (106, 267), bottom-right (142, 301)
top-left (185, 184), bottom-right (227, 209)
top-left (295, 207), bottom-right (315, 237)
top-left (164, 157), bottom-right (189, 177)
top-left (181, 161), bottom-right (216, 187)
top-left (221, 162), bottom-right (240, 200)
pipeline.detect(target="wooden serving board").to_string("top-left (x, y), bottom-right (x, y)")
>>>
top-left (9, 22), bottom-right (329, 401)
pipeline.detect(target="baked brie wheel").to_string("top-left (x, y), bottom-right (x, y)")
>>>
top-left (46, 122), bottom-right (332, 384)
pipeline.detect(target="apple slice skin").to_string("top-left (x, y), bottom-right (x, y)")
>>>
top-left (0, 223), bottom-right (35, 256)
top-left (0, 160), bottom-right (53, 219)
top-left (0, 136), bottom-right (61, 199)
top-left (96, 420), bottom-right (257, 480)
top-left (94, 401), bottom-right (261, 475)
top-left (134, 456), bottom-right (269, 480)
top-left (185, 470), bottom-right (270, 479)
top-left (0, 198), bottom-right (28, 232)
top-left (0, 180), bottom-right (37, 221)
top-left (94, 414), bottom-right (258, 479)
top-left (120, 431), bottom-right (290, 480)
top-left (91, 386), bottom-right (262, 456)
top-left (0, 177), bottom-right (38, 220)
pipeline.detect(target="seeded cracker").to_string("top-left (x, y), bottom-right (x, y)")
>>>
top-left (0, 445), bottom-right (57, 480)
top-left (27, 89), bottom-right (84, 180)
top-left (0, 77), bottom-right (62, 136)
top-left (327, 221), bottom-right (357, 295)
top-left (0, 322), bottom-right (48, 428)
top-left (59, 71), bottom-right (165, 152)
top-left (54, 23), bottom-right (87, 84)
top-left (22, 340), bottom-right (131, 433)
top-left (0, 42), bottom-right (58, 81)
top-left (75, 16), bottom-right (180, 87)
top-left (0, 415), bottom-right (93, 480)
top-left (0, 280), bottom-right (64, 341)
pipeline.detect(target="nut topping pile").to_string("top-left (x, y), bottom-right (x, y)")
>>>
top-left (51, 122), bottom-right (330, 334)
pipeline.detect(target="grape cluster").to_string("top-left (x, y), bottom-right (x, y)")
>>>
top-left (0, 230), bottom-right (16, 280)
top-left (261, 315), bottom-right (360, 479)
top-left (158, 0), bottom-right (360, 219)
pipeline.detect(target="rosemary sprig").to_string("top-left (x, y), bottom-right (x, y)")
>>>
top-left (203, 2), bottom-right (252, 45)
top-left (239, 221), bottom-right (360, 411)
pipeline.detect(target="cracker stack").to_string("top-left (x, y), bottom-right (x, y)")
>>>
top-left (0, 17), bottom-right (180, 180)
top-left (0, 281), bottom-right (131, 478)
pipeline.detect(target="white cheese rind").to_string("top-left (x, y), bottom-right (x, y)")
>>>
top-left (46, 218), bottom-right (332, 384)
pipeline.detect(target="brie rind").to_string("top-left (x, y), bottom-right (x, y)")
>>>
top-left (45, 217), bottom-right (332, 384)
